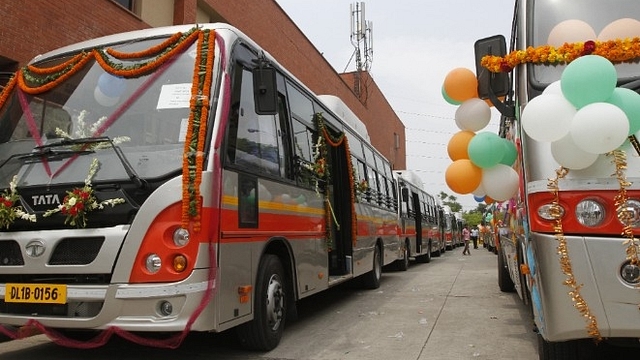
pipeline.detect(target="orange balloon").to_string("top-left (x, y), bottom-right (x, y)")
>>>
top-left (443, 68), bottom-right (478, 103)
top-left (484, 196), bottom-right (494, 204)
top-left (445, 159), bottom-right (482, 194)
top-left (447, 130), bottom-right (475, 161)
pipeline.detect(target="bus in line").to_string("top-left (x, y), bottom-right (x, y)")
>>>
top-left (474, 0), bottom-right (640, 358)
top-left (0, 23), bottom-right (403, 350)
top-left (394, 170), bottom-right (443, 269)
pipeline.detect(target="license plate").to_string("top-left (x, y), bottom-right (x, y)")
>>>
top-left (5, 283), bottom-right (67, 304)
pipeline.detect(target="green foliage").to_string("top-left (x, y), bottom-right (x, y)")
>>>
top-left (463, 211), bottom-right (483, 227)
top-left (438, 191), bottom-right (462, 213)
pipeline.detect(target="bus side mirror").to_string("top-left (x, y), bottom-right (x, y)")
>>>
top-left (252, 66), bottom-right (278, 115)
top-left (474, 35), bottom-right (514, 118)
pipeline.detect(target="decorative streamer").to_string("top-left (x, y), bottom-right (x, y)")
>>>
top-left (547, 166), bottom-right (602, 341)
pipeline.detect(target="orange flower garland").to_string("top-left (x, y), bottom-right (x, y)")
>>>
top-left (0, 74), bottom-right (17, 109)
top-left (26, 52), bottom-right (88, 75)
top-left (19, 52), bottom-right (94, 94)
top-left (181, 29), bottom-right (215, 232)
top-left (106, 31), bottom-right (184, 59)
top-left (482, 37), bottom-right (640, 72)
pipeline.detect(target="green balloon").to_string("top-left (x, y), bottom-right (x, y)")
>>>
top-left (442, 85), bottom-right (462, 105)
top-left (468, 132), bottom-right (505, 168)
top-left (561, 55), bottom-right (617, 109)
top-left (499, 138), bottom-right (517, 166)
top-left (606, 87), bottom-right (640, 135)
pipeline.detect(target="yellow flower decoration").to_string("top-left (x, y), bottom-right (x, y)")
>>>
top-left (482, 37), bottom-right (640, 72)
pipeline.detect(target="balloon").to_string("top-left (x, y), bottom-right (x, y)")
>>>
top-left (443, 68), bottom-right (478, 103)
top-left (455, 98), bottom-right (491, 131)
top-left (468, 132), bottom-right (505, 168)
top-left (570, 102), bottom-right (629, 154)
top-left (94, 86), bottom-right (119, 107)
top-left (447, 130), bottom-right (475, 161)
top-left (484, 196), bottom-right (494, 205)
top-left (598, 18), bottom-right (640, 41)
top-left (97, 73), bottom-right (126, 97)
top-left (551, 134), bottom-right (599, 170)
top-left (606, 88), bottom-right (640, 135)
top-left (521, 94), bottom-right (576, 142)
top-left (442, 85), bottom-right (462, 105)
top-left (547, 19), bottom-right (596, 47)
top-left (542, 80), bottom-right (562, 96)
top-left (499, 138), bottom-right (517, 166)
top-left (481, 164), bottom-right (519, 202)
top-left (474, 195), bottom-right (485, 203)
top-left (472, 183), bottom-right (486, 197)
top-left (445, 159), bottom-right (482, 195)
top-left (561, 55), bottom-right (617, 109)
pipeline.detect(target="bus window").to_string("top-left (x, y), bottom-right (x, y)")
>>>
top-left (231, 69), bottom-right (281, 176)
top-left (287, 81), bottom-right (315, 126)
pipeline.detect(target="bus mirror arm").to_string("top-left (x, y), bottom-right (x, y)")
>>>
top-left (486, 81), bottom-right (515, 118)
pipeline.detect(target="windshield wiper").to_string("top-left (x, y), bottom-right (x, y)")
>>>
top-left (37, 136), bottom-right (147, 189)
top-left (0, 147), bottom-right (95, 170)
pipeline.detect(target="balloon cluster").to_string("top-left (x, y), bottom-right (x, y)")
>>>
top-left (521, 55), bottom-right (640, 170)
top-left (442, 68), bottom-right (519, 203)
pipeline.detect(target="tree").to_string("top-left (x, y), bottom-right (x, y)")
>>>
top-left (438, 191), bottom-right (462, 213)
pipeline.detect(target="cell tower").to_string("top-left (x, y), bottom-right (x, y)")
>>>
top-left (350, 2), bottom-right (373, 97)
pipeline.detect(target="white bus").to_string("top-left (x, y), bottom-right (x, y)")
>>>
top-left (474, 0), bottom-right (640, 358)
top-left (0, 23), bottom-right (402, 350)
top-left (394, 170), bottom-right (443, 269)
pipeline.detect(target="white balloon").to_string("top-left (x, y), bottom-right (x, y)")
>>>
top-left (472, 183), bottom-right (486, 197)
top-left (598, 18), bottom-right (640, 41)
top-left (570, 102), bottom-right (629, 154)
top-left (481, 164), bottom-right (519, 202)
top-left (543, 80), bottom-right (562, 95)
top-left (94, 86), bottom-right (119, 107)
top-left (521, 94), bottom-right (576, 142)
top-left (550, 134), bottom-right (599, 169)
top-left (455, 98), bottom-right (491, 132)
top-left (547, 19), bottom-right (596, 47)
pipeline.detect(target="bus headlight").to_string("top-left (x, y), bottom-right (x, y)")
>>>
top-left (620, 261), bottom-right (640, 285)
top-left (537, 203), bottom-right (564, 221)
top-left (173, 228), bottom-right (190, 247)
top-left (618, 199), bottom-right (640, 228)
top-left (145, 254), bottom-right (162, 273)
top-left (575, 199), bottom-right (605, 227)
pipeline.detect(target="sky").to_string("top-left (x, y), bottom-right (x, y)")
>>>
top-left (274, 0), bottom-right (514, 211)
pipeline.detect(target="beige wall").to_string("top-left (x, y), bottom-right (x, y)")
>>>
top-left (139, 0), bottom-right (174, 27)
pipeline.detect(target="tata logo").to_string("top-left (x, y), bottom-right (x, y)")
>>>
top-left (31, 194), bottom-right (60, 206)
top-left (25, 240), bottom-right (46, 258)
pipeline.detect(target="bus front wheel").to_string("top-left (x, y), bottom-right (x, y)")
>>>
top-left (236, 254), bottom-right (286, 351)
top-left (361, 245), bottom-right (382, 289)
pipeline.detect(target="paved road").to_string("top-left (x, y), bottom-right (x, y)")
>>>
top-left (0, 246), bottom-right (539, 359)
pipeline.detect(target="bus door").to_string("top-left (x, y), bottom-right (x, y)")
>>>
top-left (412, 192), bottom-right (423, 253)
top-left (327, 129), bottom-right (354, 276)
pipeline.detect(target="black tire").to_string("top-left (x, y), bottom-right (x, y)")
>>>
top-left (537, 334), bottom-right (595, 360)
top-left (416, 240), bottom-right (432, 263)
top-left (498, 246), bottom-right (515, 292)
top-left (361, 245), bottom-right (382, 289)
top-left (396, 241), bottom-right (409, 271)
top-left (236, 254), bottom-right (286, 351)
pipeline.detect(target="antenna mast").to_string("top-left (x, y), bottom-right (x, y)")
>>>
top-left (350, 2), bottom-right (373, 97)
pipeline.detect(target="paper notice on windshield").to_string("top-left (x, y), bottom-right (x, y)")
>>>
top-left (157, 83), bottom-right (192, 109)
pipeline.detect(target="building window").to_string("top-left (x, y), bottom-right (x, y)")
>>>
top-left (113, 0), bottom-right (134, 11)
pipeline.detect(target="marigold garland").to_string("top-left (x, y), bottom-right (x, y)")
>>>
top-left (106, 31), bottom-right (184, 60)
top-left (482, 37), bottom-right (640, 73)
top-left (0, 74), bottom-right (17, 109)
top-left (609, 150), bottom-right (640, 266)
top-left (181, 29), bottom-right (214, 232)
top-left (547, 166), bottom-right (602, 341)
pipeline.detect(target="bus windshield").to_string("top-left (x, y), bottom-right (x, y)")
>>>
top-left (531, 0), bottom-right (640, 86)
top-left (0, 36), bottom-right (199, 187)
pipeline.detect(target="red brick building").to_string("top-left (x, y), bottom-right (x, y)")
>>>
top-left (0, 0), bottom-right (405, 168)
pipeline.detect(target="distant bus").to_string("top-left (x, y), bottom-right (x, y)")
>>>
top-left (394, 170), bottom-right (443, 269)
top-left (0, 23), bottom-right (402, 350)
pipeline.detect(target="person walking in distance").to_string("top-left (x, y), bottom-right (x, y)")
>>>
top-left (462, 226), bottom-right (471, 255)
top-left (471, 226), bottom-right (479, 249)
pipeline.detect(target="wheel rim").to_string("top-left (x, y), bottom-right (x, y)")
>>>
top-left (266, 274), bottom-right (284, 331)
